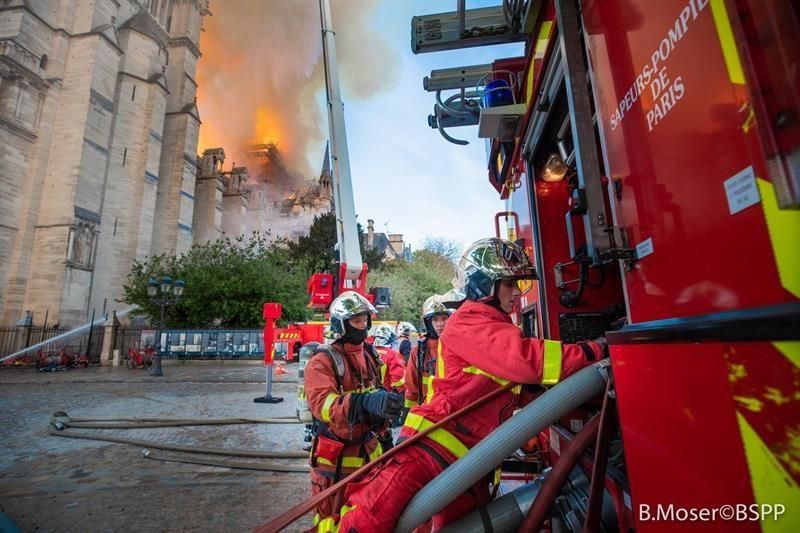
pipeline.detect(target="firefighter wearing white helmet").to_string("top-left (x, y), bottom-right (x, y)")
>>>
top-left (303, 291), bottom-right (403, 524)
top-left (371, 324), bottom-right (405, 393)
top-left (328, 239), bottom-right (607, 532)
top-left (395, 321), bottom-right (416, 362)
top-left (404, 294), bottom-right (454, 407)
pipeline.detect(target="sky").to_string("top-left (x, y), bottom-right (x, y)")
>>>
top-left (337, 1), bottom-right (523, 251)
top-left (197, 0), bottom-right (525, 252)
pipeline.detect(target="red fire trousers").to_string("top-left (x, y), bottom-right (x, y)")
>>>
top-left (332, 444), bottom-right (490, 532)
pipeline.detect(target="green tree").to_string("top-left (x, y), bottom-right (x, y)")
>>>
top-left (370, 249), bottom-right (455, 324)
top-left (121, 234), bottom-right (309, 328)
top-left (288, 210), bottom-right (384, 275)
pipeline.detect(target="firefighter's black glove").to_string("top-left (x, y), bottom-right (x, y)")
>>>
top-left (577, 338), bottom-right (608, 362)
top-left (378, 432), bottom-right (395, 452)
top-left (391, 407), bottom-right (409, 428)
top-left (351, 390), bottom-right (404, 426)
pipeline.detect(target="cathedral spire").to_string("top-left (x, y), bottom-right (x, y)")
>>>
top-left (321, 141), bottom-right (331, 178)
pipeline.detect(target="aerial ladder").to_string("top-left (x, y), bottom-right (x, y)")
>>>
top-left (258, 0), bottom-right (388, 405)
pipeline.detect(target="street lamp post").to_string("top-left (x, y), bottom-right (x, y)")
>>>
top-left (147, 276), bottom-right (185, 377)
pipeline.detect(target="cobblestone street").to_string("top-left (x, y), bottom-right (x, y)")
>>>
top-left (0, 362), bottom-right (310, 532)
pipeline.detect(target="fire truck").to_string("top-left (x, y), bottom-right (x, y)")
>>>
top-left (410, 0), bottom-right (799, 530)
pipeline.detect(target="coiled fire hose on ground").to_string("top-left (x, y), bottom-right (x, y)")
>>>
top-left (254, 381), bottom-right (519, 533)
top-left (48, 411), bottom-right (309, 471)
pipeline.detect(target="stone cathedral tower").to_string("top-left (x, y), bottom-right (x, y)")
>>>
top-left (0, 0), bottom-right (210, 327)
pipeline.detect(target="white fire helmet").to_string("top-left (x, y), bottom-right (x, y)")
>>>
top-left (421, 294), bottom-right (455, 320)
top-left (328, 291), bottom-right (377, 341)
top-left (371, 324), bottom-right (397, 347)
top-left (452, 238), bottom-right (536, 302)
top-left (396, 321), bottom-right (417, 337)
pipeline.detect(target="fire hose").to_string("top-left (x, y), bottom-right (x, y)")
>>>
top-left (441, 375), bottom-right (614, 533)
top-left (254, 381), bottom-right (519, 533)
top-left (518, 415), bottom-right (600, 532)
top-left (395, 361), bottom-right (608, 532)
top-left (48, 411), bottom-right (309, 471)
top-left (141, 449), bottom-right (308, 472)
top-left (439, 416), bottom-right (601, 533)
top-left (50, 411), bottom-right (301, 429)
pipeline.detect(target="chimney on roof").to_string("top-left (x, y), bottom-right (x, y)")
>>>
top-left (367, 219), bottom-right (374, 248)
top-left (388, 234), bottom-right (404, 256)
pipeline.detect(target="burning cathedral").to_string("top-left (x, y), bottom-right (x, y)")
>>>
top-left (192, 142), bottom-right (333, 244)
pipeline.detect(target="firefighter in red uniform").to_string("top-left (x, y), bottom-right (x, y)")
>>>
top-left (324, 238), bottom-right (607, 532)
top-left (404, 294), bottom-right (453, 407)
top-left (372, 323), bottom-right (407, 452)
top-left (304, 291), bottom-right (404, 528)
top-left (372, 324), bottom-right (406, 394)
top-left (395, 322), bottom-right (415, 363)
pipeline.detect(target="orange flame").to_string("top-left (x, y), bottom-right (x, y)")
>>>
top-left (196, 0), bottom-right (398, 180)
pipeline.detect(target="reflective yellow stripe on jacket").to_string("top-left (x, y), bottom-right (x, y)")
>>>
top-left (542, 339), bottom-right (563, 385)
top-left (316, 504), bottom-right (356, 533)
top-left (404, 412), bottom-right (469, 458)
top-left (320, 386), bottom-right (376, 423)
top-left (321, 393), bottom-right (339, 423)
top-left (462, 366), bottom-right (522, 394)
top-left (424, 341), bottom-right (444, 404)
top-left (315, 443), bottom-right (382, 469)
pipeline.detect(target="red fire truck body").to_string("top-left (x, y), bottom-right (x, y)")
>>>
top-left (473, 0), bottom-right (798, 529)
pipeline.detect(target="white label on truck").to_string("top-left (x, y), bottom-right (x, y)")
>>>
top-left (549, 427), bottom-right (560, 455)
top-left (570, 419), bottom-right (584, 432)
top-left (636, 237), bottom-right (654, 259)
top-left (724, 166), bottom-right (760, 215)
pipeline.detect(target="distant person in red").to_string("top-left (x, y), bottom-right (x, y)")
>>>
top-left (321, 238), bottom-right (607, 532)
top-left (395, 321), bottom-right (416, 363)
top-left (371, 323), bottom-right (407, 452)
top-left (372, 324), bottom-right (406, 394)
top-left (303, 291), bottom-right (403, 529)
top-left (404, 294), bottom-right (453, 407)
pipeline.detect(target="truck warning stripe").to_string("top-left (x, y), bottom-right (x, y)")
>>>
top-left (775, 341), bottom-right (800, 370)
top-left (736, 412), bottom-right (800, 531)
top-left (525, 21), bottom-right (554, 105)
top-left (757, 179), bottom-right (800, 299)
top-left (709, 0), bottom-right (745, 85)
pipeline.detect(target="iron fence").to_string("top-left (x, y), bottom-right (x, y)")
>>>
top-left (2, 323), bottom-right (270, 365)
top-left (0, 325), bottom-right (105, 364)
top-left (117, 328), bottom-right (266, 360)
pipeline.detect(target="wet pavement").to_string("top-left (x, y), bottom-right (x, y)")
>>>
top-left (0, 362), bottom-right (311, 532)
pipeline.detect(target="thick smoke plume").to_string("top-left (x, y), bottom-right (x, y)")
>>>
top-left (196, 0), bottom-right (397, 181)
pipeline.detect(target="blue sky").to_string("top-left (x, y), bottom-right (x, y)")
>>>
top-left (320, 1), bottom-right (524, 251)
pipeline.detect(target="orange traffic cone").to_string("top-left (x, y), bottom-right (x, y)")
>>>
top-left (274, 363), bottom-right (289, 376)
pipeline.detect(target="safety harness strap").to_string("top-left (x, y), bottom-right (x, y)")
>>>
top-left (314, 345), bottom-right (346, 393)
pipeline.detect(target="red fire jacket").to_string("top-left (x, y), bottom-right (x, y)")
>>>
top-left (304, 341), bottom-right (386, 476)
top-left (375, 345), bottom-right (405, 393)
top-left (399, 300), bottom-right (604, 462)
top-left (404, 336), bottom-right (440, 407)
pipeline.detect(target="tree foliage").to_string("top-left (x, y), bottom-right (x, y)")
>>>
top-left (420, 237), bottom-right (462, 264)
top-left (370, 249), bottom-right (455, 325)
top-left (122, 234), bottom-right (310, 328)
